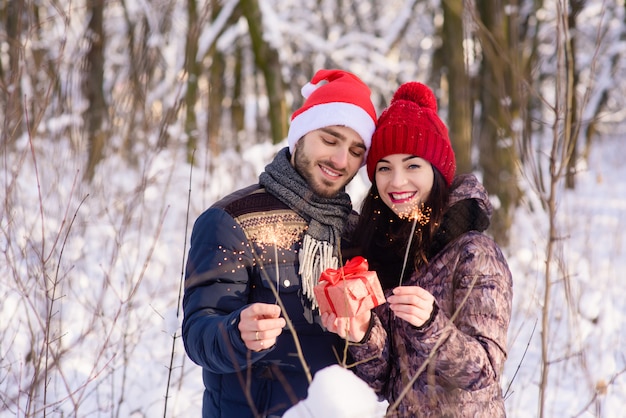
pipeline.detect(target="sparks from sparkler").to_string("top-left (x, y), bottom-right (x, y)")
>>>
top-left (395, 202), bottom-right (432, 287)
top-left (249, 217), bottom-right (298, 304)
top-left (245, 218), bottom-right (312, 383)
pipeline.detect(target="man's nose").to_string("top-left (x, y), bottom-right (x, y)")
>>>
top-left (329, 147), bottom-right (349, 169)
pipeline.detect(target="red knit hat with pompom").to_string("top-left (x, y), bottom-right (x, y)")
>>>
top-left (366, 82), bottom-right (456, 185)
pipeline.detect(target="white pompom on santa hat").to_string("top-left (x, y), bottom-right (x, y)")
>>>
top-left (287, 69), bottom-right (377, 161)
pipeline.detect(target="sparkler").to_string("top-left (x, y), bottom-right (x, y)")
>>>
top-left (396, 202), bottom-right (432, 287)
top-left (245, 215), bottom-right (313, 382)
top-left (272, 235), bottom-right (279, 304)
top-left (248, 216), bottom-right (298, 303)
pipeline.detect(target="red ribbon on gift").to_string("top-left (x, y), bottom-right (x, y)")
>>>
top-left (319, 256), bottom-right (380, 315)
top-left (319, 256), bottom-right (369, 285)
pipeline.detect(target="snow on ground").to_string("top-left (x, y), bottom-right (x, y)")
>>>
top-left (1, 134), bottom-right (625, 417)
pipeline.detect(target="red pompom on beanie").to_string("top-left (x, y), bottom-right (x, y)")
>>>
top-left (366, 82), bottom-right (456, 186)
top-left (287, 69), bottom-right (377, 162)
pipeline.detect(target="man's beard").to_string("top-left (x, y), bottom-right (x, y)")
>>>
top-left (292, 143), bottom-right (356, 198)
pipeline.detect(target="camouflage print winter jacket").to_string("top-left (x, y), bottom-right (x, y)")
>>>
top-left (350, 174), bottom-right (513, 418)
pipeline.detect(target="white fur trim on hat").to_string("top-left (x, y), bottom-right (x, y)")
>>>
top-left (287, 102), bottom-right (376, 156)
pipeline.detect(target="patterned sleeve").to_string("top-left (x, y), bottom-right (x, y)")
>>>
top-left (404, 233), bottom-right (513, 391)
top-left (348, 309), bottom-right (391, 394)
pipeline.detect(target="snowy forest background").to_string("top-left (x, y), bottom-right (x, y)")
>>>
top-left (2, 0), bottom-right (626, 417)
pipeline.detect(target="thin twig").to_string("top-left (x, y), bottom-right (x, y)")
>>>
top-left (503, 318), bottom-right (537, 400)
top-left (164, 149), bottom-right (195, 417)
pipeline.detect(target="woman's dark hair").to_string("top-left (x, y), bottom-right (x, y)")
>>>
top-left (354, 167), bottom-right (450, 289)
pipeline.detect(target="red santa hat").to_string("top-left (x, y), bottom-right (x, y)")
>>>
top-left (366, 82), bottom-right (456, 186)
top-left (287, 69), bottom-right (377, 159)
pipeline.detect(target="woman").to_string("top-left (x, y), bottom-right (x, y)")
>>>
top-left (321, 82), bottom-right (513, 417)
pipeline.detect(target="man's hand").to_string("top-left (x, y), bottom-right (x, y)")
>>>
top-left (238, 303), bottom-right (286, 352)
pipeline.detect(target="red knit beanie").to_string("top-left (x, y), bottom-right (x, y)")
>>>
top-left (288, 69), bottom-right (377, 162)
top-left (366, 82), bottom-right (456, 186)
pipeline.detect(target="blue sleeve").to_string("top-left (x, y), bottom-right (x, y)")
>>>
top-left (182, 207), bottom-right (272, 373)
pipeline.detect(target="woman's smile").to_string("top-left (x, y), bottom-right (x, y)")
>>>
top-left (375, 154), bottom-right (434, 217)
top-left (389, 191), bottom-right (417, 204)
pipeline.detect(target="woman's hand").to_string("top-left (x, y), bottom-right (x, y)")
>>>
top-left (387, 286), bottom-right (435, 328)
top-left (321, 310), bottom-right (372, 343)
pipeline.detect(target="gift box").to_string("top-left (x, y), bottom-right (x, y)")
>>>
top-left (314, 256), bottom-right (386, 317)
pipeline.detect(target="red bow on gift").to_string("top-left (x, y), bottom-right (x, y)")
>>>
top-left (319, 256), bottom-right (369, 285)
top-left (315, 256), bottom-right (385, 317)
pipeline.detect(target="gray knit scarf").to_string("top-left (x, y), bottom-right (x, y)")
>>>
top-left (259, 147), bottom-right (353, 308)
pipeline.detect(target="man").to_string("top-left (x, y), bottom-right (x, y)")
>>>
top-left (182, 69), bottom-right (378, 418)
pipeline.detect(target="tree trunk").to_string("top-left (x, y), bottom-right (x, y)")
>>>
top-left (119, 0), bottom-right (151, 164)
top-left (83, 0), bottom-right (107, 182)
top-left (240, 0), bottom-right (287, 145)
top-left (230, 45), bottom-right (244, 148)
top-left (207, 0), bottom-right (227, 157)
top-left (184, 0), bottom-right (200, 161)
top-left (442, 0), bottom-right (472, 175)
top-left (474, 0), bottom-right (522, 246)
top-left (3, 0), bottom-right (25, 146)
top-left (584, 2), bottom-right (625, 162)
top-left (565, 0), bottom-right (586, 189)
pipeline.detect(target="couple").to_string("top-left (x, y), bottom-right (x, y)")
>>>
top-left (182, 69), bottom-right (513, 418)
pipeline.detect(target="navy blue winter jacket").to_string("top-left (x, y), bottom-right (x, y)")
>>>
top-left (183, 185), bottom-right (356, 418)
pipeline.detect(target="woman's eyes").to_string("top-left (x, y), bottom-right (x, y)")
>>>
top-left (378, 164), bottom-right (421, 172)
